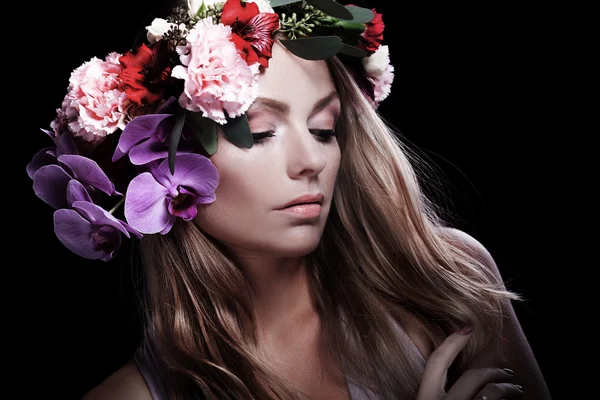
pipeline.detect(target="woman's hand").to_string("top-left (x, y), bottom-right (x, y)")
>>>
top-left (415, 327), bottom-right (524, 400)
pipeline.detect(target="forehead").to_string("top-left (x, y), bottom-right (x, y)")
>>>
top-left (256, 42), bottom-right (336, 102)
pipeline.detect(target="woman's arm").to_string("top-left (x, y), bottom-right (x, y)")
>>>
top-left (441, 228), bottom-right (552, 400)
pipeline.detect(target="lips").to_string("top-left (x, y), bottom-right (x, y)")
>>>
top-left (277, 193), bottom-right (324, 210)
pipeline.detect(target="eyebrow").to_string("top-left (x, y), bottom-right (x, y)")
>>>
top-left (248, 91), bottom-right (340, 116)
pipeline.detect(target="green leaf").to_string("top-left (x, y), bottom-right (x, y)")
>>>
top-left (270, 0), bottom-right (303, 7)
top-left (345, 5), bottom-right (375, 24)
top-left (168, 106), bottom-right (186, 175)
top-left (221, 114), bottom-right (253, 149)
top-left (195, 1), bottom-right (207, 17)
top-left (306, 0), bottom-right (353, 20)
top-left (333, 20), bottom-right (366, 33)
top-left (280, 36), bottom-right (343, 60)
top-left (186, 111), bottom-right (218, 156)
top-left (339, 43), bottom-right (367, 58)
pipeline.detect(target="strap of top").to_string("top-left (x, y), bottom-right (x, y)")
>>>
top-left (389, 316), bottom-right (427, 364)
top-left (343, 316), bottom-right (426, 400)
top-left (133, 340), bottom-right (170, 400)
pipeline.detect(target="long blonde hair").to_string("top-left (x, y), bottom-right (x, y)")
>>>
top-left (136, 55), bottom-right (522, 399)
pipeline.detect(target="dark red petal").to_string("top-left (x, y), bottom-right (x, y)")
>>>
top-left (257, 55), bottom-right (269, 68)
top-left (221, 0), bottom-right (259, 26)
top-left (230, 33), bottom-right (260, 65)
top-left (118, 41), bottom-right (173, 106)
top-left (243, 13), bottom-right (279, 55)
top-left (119, 43), bottom-right (154, 69)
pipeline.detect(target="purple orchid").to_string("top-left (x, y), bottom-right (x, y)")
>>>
top-left (54, 200), bottom-right (141, 261)
top-left (65, 179), bottom-right (93, 205)
top-left (112, 97), bottom-right (194, 165)
top-left (32, 154), bottom-right (120, 209)
top-left (124, 153), bottom-right (219, 234)
top-left (26, 132), bottom-right (78, 179)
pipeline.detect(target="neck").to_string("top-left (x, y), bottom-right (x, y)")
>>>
top-left (233, 253), bottom-right (333, 381)
top-left (234, 254), bottom-right (317, 339)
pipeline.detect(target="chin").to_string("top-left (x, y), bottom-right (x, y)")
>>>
top-left (266, 232), bottom-right (323, 258)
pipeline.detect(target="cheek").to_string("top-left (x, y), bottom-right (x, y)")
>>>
top-left (327, 146), bottom-right (342, 181)
top-left (196, 168), bottom-right (246, 214)
top-left (194, 156), bottom-right (273, 241)
top-left (194, 180), bottom-right (254, 244)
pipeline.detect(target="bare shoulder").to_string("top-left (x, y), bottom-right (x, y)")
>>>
top-left (437, 227), bottom-right (504, 283)
top-left (403, 228), bottom-right (503, 360)
top-left (437, 228), bottom-right (553, 398)
top-left (81, 361), bottom-right (153, 400)
top-left (438, 227), bottom-right (494, 261)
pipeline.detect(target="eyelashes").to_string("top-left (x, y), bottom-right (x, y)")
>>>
top-left (251, 129), bottom-right (338, 146)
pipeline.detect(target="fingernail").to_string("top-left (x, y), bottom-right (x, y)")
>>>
top-left (503, 368), bottom-right (514, 375)
top-left (515, 384), bottom-right (523, 392)
top-left (458, 326), bottom-right (473, 335)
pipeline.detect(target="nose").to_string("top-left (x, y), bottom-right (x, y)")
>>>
top-left (284, 124), bottom-right (327, 179)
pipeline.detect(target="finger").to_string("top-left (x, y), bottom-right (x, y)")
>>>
top-left (473, 382), bottom-right (524, 399)
top-left (444, 367), bottom-right (516, 399)
top-left (416, 327), bottom-right (473, 400)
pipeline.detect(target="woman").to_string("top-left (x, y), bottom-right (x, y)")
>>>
top-left (27, 0), bottom-right (550, 399)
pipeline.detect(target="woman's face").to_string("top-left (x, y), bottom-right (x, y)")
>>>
top-left (194, 43), bottom-right (342, 258)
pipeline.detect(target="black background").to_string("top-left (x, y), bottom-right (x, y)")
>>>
top-left (14, 0), bottom-right (576, 398)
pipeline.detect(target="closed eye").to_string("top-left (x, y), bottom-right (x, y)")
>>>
top-left (251, 131), bottom-right (276, 146)
top-left (310, 129), bottom-right (338, 143)
top-left (251, 130), bottom-right (338, 146)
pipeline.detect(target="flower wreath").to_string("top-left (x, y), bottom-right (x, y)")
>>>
top-left (26, 0), bottom-right (394, 261)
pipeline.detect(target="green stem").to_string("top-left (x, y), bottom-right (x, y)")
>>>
top-left (109, 198), bottom-right (125, 215)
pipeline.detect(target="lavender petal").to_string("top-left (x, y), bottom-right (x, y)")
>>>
top-left (58, 154), bottom-right (119, 196)
top-left (127, 136), bottom-right (169, 165)
top-left (154, 153), bottom-right (219, 199)
top-left (197, 193), bottom-right (217, 204)
top-left (124, 172), bottom-right (173, 234)
top-left (66, 180), bottom-right (93, 207)
top-left (57, 132), bottom-right (78, 156)
top-left (113, 113), bottom-right (172, 161)
top-left (159, 217), bottom-right (176, 235)
top-left (54, 208), bottom-right (98, 259)
top-left (26, 147), bottom-right (57, 179)
top-left (32, 164), bottom-right (72, 209)
top-left (54, 208), bottom-right (123, 261)
top-left (120, 220), bottom-right (143, 239)
top-left (71, 201), bottom-right (131, 238)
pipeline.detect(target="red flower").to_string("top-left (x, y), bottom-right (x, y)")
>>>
top-left (230, 34), bottom-right (260, 66)
top-left (360, 8), bottom-right (385, 55)
top-left (118, 41), bottom-right (172, 106)
top-left (222, 0), bottom-right (259, 25)
top-left (347, 4), bottom-right (385, 55)
top-left (221, 0), bottom-right (280, 68)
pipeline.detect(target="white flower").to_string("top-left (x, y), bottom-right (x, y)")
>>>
top-left (362, 45), bottom-right (390, 78)
top-left (248, 0), bottom-right (274, 13)
top-left (146, 18), bottom-right (187, 44)
top-left (370, 63), bottom-right (394, 104)
top-left (361, 45), bottom-right (394, 106)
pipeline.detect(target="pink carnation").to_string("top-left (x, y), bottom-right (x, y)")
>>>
top-left (362, 45), bottom-right (395, 107)
top-left (172, 17), bottom-right (260, 124)
top-left (370, 63), bottom-right (394, 105)
top-left (57, 52), bottom-right (128, 144)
